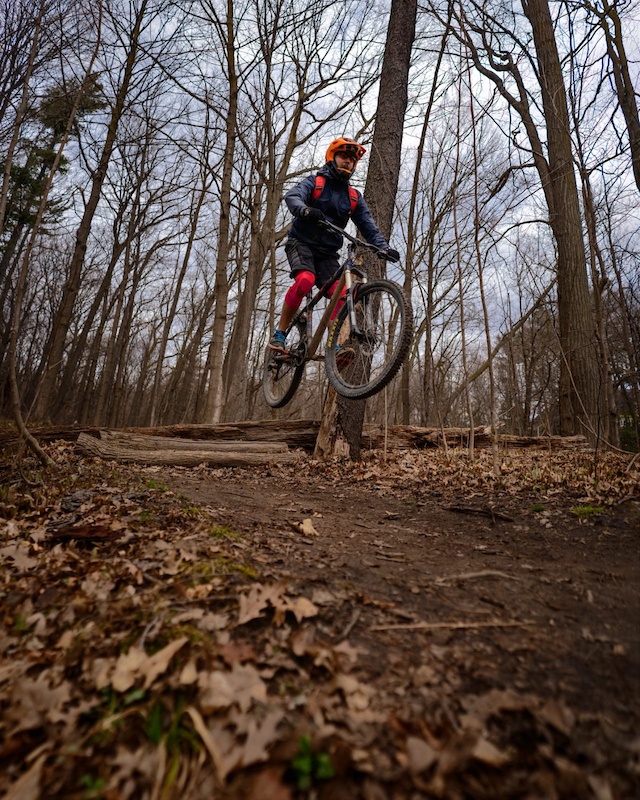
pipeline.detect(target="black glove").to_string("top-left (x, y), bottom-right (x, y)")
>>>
top-left (379, 247), bottom-right (400, 263)
top-left (300, 206), bottom-right (325, 222)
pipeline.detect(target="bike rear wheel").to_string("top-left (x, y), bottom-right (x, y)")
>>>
top-left (325, 280), bottom-right (412, 400)
top-left (262, 320), bottom-right (307, 408)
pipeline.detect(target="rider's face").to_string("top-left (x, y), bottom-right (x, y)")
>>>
top-left (335, 152), bottom-right (356, 171)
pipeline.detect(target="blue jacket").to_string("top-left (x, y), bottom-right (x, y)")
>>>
top-left (285, 164), bottom-right (388, 255)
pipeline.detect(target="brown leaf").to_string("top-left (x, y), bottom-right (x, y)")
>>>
top-left (539, 699), bottom-right (576, 736)
top-left (0, 542), bottom-right (38, 571)
top-left (8, 674), bottom-right (72, 733)
top-left (220, 640), bottom-right (256, 665)
top-left (110, 637), bottom-right (188, 692)
top-left (287, 596), bottom-right (319, 623)
top-left (142, 636), bottom-right (188, 689)
top-left (471, 737), bottom-right (510, 767)
top-left (236, 765), bottom-right (294, 800)
top-left (185, 706), bottom-right (227, 781)
top-left (111, 647), bottom-right (148, 693)
top-left (199, 663), bottom-right (266, 714)
top-left (179, 660), bottom-right (198, 685)
top-left (294, 518), bottom-right (319, 536)
top-left (237, 583), bottom-right (272, 625)
top-left (406, 736), bottom-right (438, 774)
top-left (240, 710), bottom-right (285, 767)
top-left (2, 753), bottom-right (47, 800)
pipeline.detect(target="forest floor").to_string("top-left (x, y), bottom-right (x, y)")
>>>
top-left (0, 438), bottom-right (639, 799)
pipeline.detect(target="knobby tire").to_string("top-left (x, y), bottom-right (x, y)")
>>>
top-left (262, 320), bottom-right (306, 408)
top-left (325, 280), bottom-right (412, 400)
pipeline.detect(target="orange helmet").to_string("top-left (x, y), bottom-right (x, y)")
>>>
top-left (325, 137), bottom-right (366, 165)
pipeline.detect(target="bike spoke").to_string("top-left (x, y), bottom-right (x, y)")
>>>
top-left (262, 321), bottom-right (306, 408)
top-left (325, 281), bottom-right (412, 400)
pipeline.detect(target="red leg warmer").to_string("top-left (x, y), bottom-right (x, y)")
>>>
top-left (284, 270), bottom-right (315, 310)
top-left (328, 280), bottom-right (347, 319)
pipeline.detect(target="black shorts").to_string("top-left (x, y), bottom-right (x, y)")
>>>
top-left (285, 238), bottom-right (340, 290)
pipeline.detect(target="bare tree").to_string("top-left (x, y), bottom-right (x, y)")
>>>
top-left (4, 0), bottom-right (102, 459)
top-left (435, 0), bottom-right (604, 442)
top-left (320, 0), bottom-right (418, 459)
top-left (33, 0), bottom-right (160, 421)
top-left (581, 0), bottom-right (640, 193)
top-left (220, 0), bottom-right (385, 422)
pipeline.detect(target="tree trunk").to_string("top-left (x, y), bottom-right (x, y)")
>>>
top-left (401, 14), bottom-right (450, 425)
top-left (204, 0), bottom-right (238, 424)
top-left (522, 0), bottom-right (602, 442)
top-left (333, 0), bottom-right (417, 459)
top-left (589, 1), bottom-right (640, 192)
top-left (33, 0), bottom-right (148, 421)
top-left (151, 171), bottom-right (209, 425)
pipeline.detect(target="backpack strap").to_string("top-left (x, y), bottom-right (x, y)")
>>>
top-left (312, 175), bottom-right (359, 216)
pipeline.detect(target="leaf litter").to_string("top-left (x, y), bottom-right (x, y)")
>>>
top-left (0, 441), bottom-right (638, 798)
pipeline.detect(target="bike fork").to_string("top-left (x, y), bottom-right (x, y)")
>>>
top-left (345, 274), bottom-right (364, 336)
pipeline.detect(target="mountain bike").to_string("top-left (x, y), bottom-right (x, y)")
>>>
top-left (262, 220), bottom-right (413, 408)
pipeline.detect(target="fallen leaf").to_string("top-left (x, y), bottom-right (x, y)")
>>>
top-left (198, 671), bottom-right (236, 713)
top-left (287, 596), bottom-right (319, 623)
top-left (198, 612), bottom-right (229, 631)
top-left (179, 660), bottom-right (198, 685)
top-left (406, 736), bottom-right (437, 774)
top-left (111, 647), bottom-right (148, 693)
top-left (185, 706), bottom-right (227, 781)
top-left (220, 640), bottom-right (256, 665)
top-left (471, 736), bottom-right (510, 767)
top-left (241, 710), bottom-right (285, 767)
top-left (332, 674), bottom-right (375, 711)
top-left (110, 637), bottom-right (188, 692)
top-left (2, 753), bottom-right (47, 800)
top-left (54, 630), bottom-right (75, 650)
top-left (237, 583), bottom-right (272, 625)
top-left (298, 518), bottom-right (319, 536)
top-left (8, 673), bottom-right (72, 733)
top-left (142, 637), bottom-right (188, 689)
top-left (0, 542), bottom-right (38, 571)
top-left (199, 663), bottom-right (266, 713)
top-left (539, 699), bottom-right (575, 736)
top-left (240, 765), bottom-right (294, 800)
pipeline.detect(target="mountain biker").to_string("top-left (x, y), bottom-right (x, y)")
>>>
top-left (269, 136), bottom-right (400, 351)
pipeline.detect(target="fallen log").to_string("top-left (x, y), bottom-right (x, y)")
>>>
top-left (76, 432), bottom-right (299, 467)
top-left (361, 425), bottom-right (589, 451)
top-left (98, 430), bottom-right (290, 453)
top-left (2, 420), bottom-right (589, 455)
top-left (124, 420), bottom-right (320, 450)
top-left (0, 420), bottom-right (320, 452)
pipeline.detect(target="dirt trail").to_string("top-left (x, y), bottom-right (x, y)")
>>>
top-left (1, 445), bottom-right (638, 799)
top-left (166, 461), bottom-right (640, 797)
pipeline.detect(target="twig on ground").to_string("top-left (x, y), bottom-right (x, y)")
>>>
top-left (340, 608), bottom-right (361, 639)
top-left (625, 452), bottom-right (639, 473)
top-left (370, 619), bottom-right (536, 632)
top-left (444, 505), bottom-right (514, 522)
top-left (435, 569), bottom-right (526, 585)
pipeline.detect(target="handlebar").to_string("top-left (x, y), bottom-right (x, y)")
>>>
top-left (318, 218), bottom-right (398, 262)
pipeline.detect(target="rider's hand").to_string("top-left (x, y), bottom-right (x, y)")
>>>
top-left (300, 206), bottom-right (325, 222)
top-left (379, 247), bottom-right (400, 262)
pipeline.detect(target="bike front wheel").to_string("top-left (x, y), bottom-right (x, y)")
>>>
top-left (325, 280), bottom-right (413, 400)
top-left (262, 320), bottom-right (307, 408)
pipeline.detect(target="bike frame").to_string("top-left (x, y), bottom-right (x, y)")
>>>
top-left (284, 220), bottom-right (384, 363)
